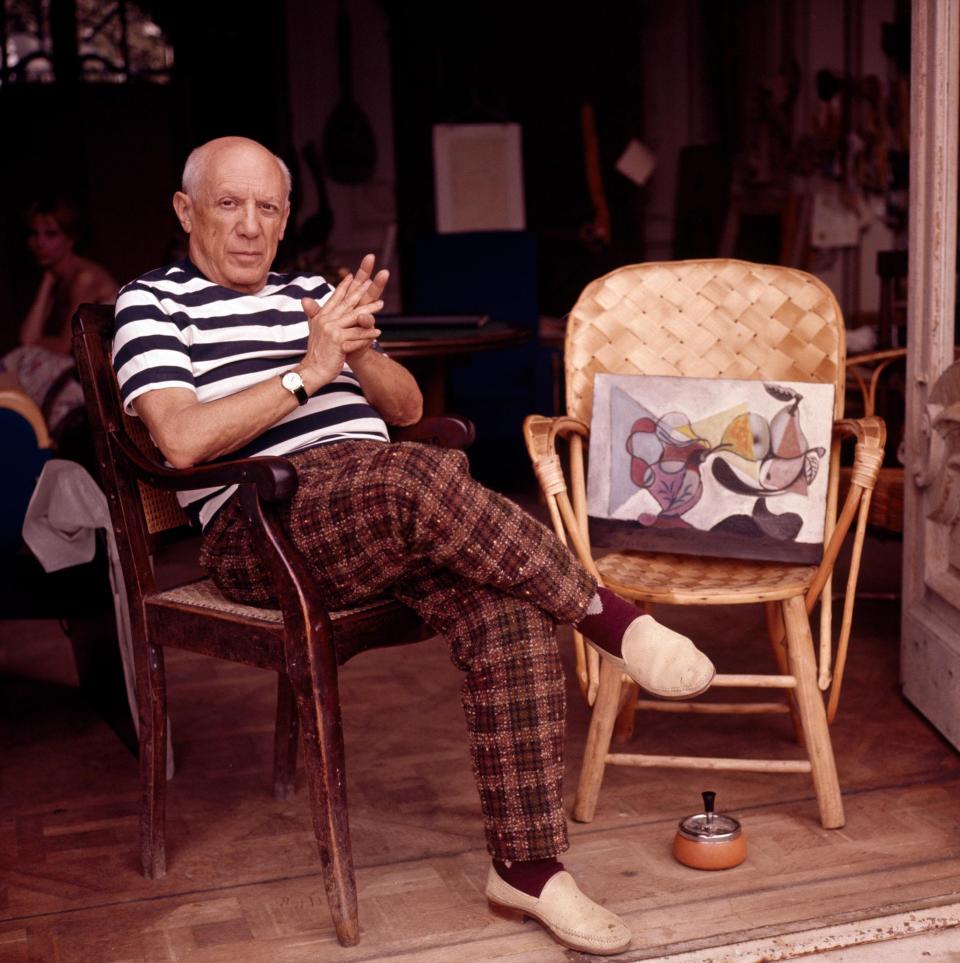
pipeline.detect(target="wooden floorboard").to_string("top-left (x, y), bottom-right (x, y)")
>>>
top-left (3, 534), bottom-right (960, 961)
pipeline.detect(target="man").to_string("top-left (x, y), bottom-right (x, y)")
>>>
top-left (113, 136), bottom-right (715, 955)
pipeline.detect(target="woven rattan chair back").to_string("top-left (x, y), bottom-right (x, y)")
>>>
top-left (565, 259), bottom-right (847, 426)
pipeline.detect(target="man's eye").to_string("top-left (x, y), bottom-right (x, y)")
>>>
top-left (219, 198), bottom-right (236, 208)
top-left (260, 203), bottom-right (278, 214)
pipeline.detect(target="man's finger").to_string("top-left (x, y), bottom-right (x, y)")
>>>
top-left (321, 300), bottom-right (384, 332)
top-left (340, 278), bottom-right (373, 310)
top-left (356, 253), bottom-right (376, 280)
top-left (367, 268), bottom-right (390, 303)
top-left (301, 296), bottom-right (320, 318)
top-left (320, 272), bottom-right (353, 312)
top-left (343, 329), bottom-right (382, 353)
top-left (346, 253), bottom-right (376, 296)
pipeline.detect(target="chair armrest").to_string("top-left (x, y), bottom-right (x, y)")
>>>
top-left (835, 415), bottom-right (887, 490)
top-left (523, 415), bottom-right (589, 495)
top-left (110, 431), bottom-right (298, 503)
top-left (390, 415), bottom-right (475, 449)
top-left (110, 415), bottom-right (476, 508)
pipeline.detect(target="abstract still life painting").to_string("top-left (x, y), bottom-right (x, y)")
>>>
top-left (587, 374), bottom-right (836, 564)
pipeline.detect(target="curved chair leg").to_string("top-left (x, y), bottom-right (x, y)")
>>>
top-left (273, 672), bottom-right (299, 800)
top-left (292, 666), bottom-right (360, 946)
top-left (782, 595), bottom-right (844, 829)
top-left (574, 659), bottom-right (624, 822)
top-left (764, 601), bottom-right (805, 746)
top-left (139, 642), bottom-right (167, 879)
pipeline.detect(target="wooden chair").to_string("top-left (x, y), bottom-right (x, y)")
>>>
top-left (524, 260), bottom-right (886, 830)
top-left (72, 303), bottom-right (474, 947)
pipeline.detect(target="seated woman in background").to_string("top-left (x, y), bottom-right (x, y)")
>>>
top-left (1, 197), bottom-right (118, 451)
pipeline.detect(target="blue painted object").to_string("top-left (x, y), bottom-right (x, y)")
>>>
top-left (0, 409), bottom-right (51, 552)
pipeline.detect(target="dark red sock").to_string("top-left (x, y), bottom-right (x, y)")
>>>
top-left (575, 586), bottom-right (644, 658)
top-left (493, 857), bottom-right (564, 897)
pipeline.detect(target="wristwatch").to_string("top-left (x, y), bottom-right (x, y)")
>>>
top-left (280, 370), bottom-right (309, 405)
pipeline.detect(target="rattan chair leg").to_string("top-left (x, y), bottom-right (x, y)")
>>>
top-left (273, 672), bottom-right (299, 800)
top-left (613, 682), bottom-right (640, 744)
top-left (573, 659), bottom-right (623, 822)
top-left (139, 642), bottom-right (167, 879)
top-left (782, 595), bottom-right (844, 829)
top-left (765, 601), bottom-right (805, 746)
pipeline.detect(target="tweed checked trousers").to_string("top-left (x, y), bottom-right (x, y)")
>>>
top-left (199, 440), bottom-right (597, 860)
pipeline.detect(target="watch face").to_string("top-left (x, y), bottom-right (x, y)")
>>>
top-left (282, 371), bottom-right (302, 391)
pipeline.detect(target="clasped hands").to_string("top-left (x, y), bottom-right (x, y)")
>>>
top-left (299, 253), bottom-right (386, 387)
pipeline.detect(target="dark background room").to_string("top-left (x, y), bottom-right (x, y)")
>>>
top-left (0, 0), bottom-right (910, 482)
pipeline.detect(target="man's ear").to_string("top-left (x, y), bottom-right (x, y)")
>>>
top-left (279, 202), bottom-right (290, 240)
top-left (172, 192), bottom-right (193, 233)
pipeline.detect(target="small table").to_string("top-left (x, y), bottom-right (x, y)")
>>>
top-left (379, 320), bottom-right (530, 414)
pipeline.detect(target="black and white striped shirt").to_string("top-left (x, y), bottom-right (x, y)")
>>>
top-left (113, 259), bottom-right (389, 528)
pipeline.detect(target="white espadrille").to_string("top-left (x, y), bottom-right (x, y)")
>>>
top-left (586, 614), bottom-right (715, 699)
top-left (486, 868), bottom-right (631, 955)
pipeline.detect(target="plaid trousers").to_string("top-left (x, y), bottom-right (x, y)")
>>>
top-left (199, 440), bottom-right (596, 860)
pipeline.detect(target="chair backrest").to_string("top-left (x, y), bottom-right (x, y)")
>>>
top-left (565, 259), bottom-right (847, 425)
top-left (72, 303), bottom-right (191, 597)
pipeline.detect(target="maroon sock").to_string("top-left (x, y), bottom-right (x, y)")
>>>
top-left (575, 586), bottom-right (644, 658)
top-left (493, 857), bottom-right (564, 897)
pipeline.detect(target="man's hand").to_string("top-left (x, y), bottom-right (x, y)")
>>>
top-left (299, 267), bottom-right (383, 392)
top-left (342, 252), bottom-right (389, 363)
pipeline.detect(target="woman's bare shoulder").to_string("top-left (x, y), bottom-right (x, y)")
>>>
top-left (71, 257), bottom-right (119, 303)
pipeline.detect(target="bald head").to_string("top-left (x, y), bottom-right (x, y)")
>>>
top-left (172, 136), bottom-right (291, 293)
top-left (182, 137), bottom-right (291, 200)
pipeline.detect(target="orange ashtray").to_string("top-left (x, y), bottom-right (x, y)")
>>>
top-left (673, 790), bottom-right (747, 871)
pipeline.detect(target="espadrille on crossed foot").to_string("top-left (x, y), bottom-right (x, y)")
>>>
top-left (576, 587), bottom-right (715, 699)
top-left (486, 867), bottom-right (631, 955)
top-left (594, 613), bottom-right (715, 699)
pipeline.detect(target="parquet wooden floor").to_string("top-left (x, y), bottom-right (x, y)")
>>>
top-left (3, 532), bottom-right (960, 962)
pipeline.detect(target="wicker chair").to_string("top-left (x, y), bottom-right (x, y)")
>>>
top-left (73, 303), bottom-right (474, 946)
top-left (524, 260), bottom-right (886, 829)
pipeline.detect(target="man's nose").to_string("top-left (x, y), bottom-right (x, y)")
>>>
top-left (237, 202), bottom-right (262, 237)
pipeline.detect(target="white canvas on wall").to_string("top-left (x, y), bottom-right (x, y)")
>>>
top-left (587, 373), bottom-right (836, 564)
top-left (433, 123), bottom-right (525, 233)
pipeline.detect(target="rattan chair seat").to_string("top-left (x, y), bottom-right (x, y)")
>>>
top-left (596, 548), bottom-right (818, 606)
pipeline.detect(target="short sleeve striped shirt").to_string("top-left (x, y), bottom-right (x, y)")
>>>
top-left (113, 259), bottom-right (390, 528)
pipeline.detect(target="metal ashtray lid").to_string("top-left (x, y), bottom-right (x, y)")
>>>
top-left (677, 791), bottom-right (742, 843)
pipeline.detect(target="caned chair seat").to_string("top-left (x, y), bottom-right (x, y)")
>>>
top-left (596, 552), bottom-right (818, 605)
top-left (157, 578), bottom-right (284, 624)
top-left (146, 579), bottom-right (428, 670)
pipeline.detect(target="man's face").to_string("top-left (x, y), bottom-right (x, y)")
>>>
top-left (175, 143), bottom-right (289, 294)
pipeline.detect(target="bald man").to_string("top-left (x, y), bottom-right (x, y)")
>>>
top-left (113, 137), bottom-right (713, 955)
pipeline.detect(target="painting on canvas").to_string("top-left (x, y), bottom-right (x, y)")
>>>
top-left (587, 374), bottom-right (836, 564)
